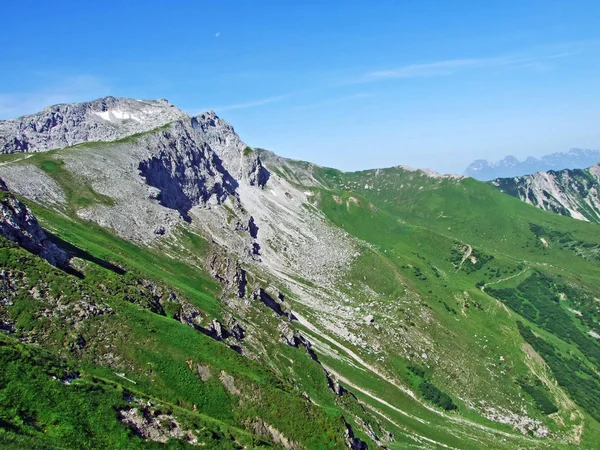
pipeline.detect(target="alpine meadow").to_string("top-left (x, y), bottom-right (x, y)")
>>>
top-left (3, 2), bottom-right (600, 449)
top-left (0, 97), bottom-right (599, 449)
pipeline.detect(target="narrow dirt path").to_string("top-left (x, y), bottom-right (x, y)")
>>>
top-left (0, 154), bottom-right (34, 167)
top-left (480, 267), bottom-right (530, 292)
top-left (456, 244), bottom-right (473, 273)
top-left (293, 311), bottom-right (541, 445)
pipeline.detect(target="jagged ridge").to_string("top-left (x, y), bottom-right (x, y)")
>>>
top-left (0, 97), bottom-right (187, 154)
top-left (492, 164), bottom-right (600, 222)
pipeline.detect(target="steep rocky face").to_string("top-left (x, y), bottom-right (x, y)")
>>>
top-left (465, 148), bottom-right (600, 181)
top-left (0, 97), bottom-right (186, 154)
top-left (492, 164), bottom-right (600, 222)
top-left (137, 120), bottom-right (239, 220)
top-left (192, 111), bottom-right (269, 187)
top-left (0, 115), bottom-right (255, 243)
top-left (0, 178), bottom-right (67, 266)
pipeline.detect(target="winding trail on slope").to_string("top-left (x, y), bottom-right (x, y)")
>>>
top-left (455, 244), bottom-right (473, 273)
top-left (480, 267), bottom-right (530, 292)
top-left (293, 311), bottom-right (542, 445)
top-left (0, 154), bottom-right (34, 166)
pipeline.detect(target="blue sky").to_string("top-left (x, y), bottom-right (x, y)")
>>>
top-left (2, 0), bottom-right (600, 174)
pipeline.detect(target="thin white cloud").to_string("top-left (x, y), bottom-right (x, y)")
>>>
top-left (0, 74), bottom-right (111, 119)
top-left (212, 95), bottom-right (288, 112)
top-left (364, 51), bottom-right (575, 81)
top-left (215, 32), bottom-right (220, 38)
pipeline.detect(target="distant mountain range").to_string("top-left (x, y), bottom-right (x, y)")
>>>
top-left (464, 148), bottom-right (600, 180)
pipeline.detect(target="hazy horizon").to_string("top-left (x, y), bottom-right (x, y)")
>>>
top-left (3, 0), bottom-right (600, 174)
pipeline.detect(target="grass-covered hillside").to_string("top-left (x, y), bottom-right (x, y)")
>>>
top-left (0, 214), bottom-right (368, 449)
top-left (2, 118), bottom-right (600, 449)
top-left (261, 155), bottom-right (600, 448)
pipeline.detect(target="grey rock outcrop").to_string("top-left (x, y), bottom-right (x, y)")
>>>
top-left (192, 111), bottom-right (269, 187)
top-left (247, 418), bottom-right (299, 450)
top-left (465, 148), bottom-right (600, 181)
top-left (137, 120), bottom-right (239, 220)
top-left (0, 97), bottom-right (186, 154)
top-left (343, 419), bottom-right (368, 450)
top-left (0, 178), bottom-right (67, 266)
top-left (119, 402), bottom-right (199, 445)
top-left (209, 252), bottom-right (247, 298)
top-left (253, 287), bottom-right (295, 320)
top-left (492, 164), bottom-right (600, 222)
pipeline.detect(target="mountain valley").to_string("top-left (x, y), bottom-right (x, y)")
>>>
top-left (1, 97), bottom-right (600, 449)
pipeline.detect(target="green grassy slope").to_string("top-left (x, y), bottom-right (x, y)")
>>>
top-left (282, 162), bottom-right (600, 447)
top-left (4, 143), bottom-right (600, 448)
top-left (0, 215), bottom-right (362, 449)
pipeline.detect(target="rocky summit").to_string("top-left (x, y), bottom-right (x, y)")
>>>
top-left (492, 164), bottom-right (600, 223)
top-left (1, 97), bottom-right (600, 449)
top-left (0, 97), bottom-right (186, 154)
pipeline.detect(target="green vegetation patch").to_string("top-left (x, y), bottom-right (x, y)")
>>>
top-left (0, 334), bottom-right (262, 449)
top-left (27, 154), bottom-right (114, 210)
top-left (488, 271), bottom-right (600, 367)
top-left (518, 322), bottom-right (600, 422)
top-left (406, 365), bottom-right (457, 411)
top-left (516, 377), bottom-right (558, 415)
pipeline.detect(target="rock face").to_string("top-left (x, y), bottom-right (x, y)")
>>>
top-left (0, 99), bottom-right (271, 244)
top-left (492, 164), bottom-right (600, 222)
top-left (137, 120), bottom-right (239, 219)
top-left (0, 97), bottom-right (186, 154)
top-left (209, 252), bottom-right (247, 298)
top-left (0, 178), bottom-right (67, 266)
top-left (465, 149), bottom-right (600, 181)
top-left (192, 111), bottom-right (269, 187)
top-left (343, 419), bottom-right (368, 450)
top-left (119, 403), bottom-right (199, 445)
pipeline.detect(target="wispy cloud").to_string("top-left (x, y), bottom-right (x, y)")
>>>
top-left (0, 74), bottom-right (110, 119)
top-left (192, 45), bottom-right (582, 116)
top-left (363, 51), bottom-right (576, 81)
top-left (212, 95), bottom-right (289, 112)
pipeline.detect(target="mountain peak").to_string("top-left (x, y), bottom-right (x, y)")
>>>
top-left (465, 148), bottom-right (600, 180)
top-left (0, 97), bottom-right (187, 154)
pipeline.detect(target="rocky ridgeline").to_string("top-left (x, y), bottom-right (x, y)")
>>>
top-left (0, 97), bottom-right (354, 293)
top-left (0, 98), bottom-right (270, 244)
top-left (0, 97), bottom-right (187, 154)
top-left (137, 120), bottom-right (240, 218)
top-left (0, 177), bottom-right (67, 266)
top-left (192, 111), bottom-right (269, 187)
top-left (492, 164), bottom-right (600, 222)
top-left (465, 148), bottom-right (600, 181)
